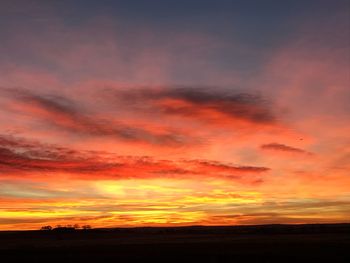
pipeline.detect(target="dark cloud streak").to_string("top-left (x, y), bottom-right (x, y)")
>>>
top-left (261, 143), bottom-right (312, 155)
top-left (109, 86), bottom-right (276, 125)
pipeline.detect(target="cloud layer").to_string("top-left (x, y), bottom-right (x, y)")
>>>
top-left (0, 0), bottom-right (349, 229)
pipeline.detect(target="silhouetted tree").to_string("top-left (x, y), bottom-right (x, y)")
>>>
top-left (53, 224), bottom-right (75, 232)
top-left (40, 225), bottom-right (52, 230)
top-left (82, 225), bottom-right (92, 230)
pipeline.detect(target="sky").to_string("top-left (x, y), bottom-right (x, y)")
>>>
top-left (0, 0), bottom-right (349, 230)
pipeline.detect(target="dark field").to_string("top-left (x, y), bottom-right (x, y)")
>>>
top-left (1, 224), bottom-right (350, 263)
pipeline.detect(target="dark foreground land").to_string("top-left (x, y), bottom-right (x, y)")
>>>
top-left (1, 224), bottom-right (350, 263)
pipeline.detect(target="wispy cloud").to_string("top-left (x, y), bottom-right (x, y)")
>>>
top-left (1, 88), bottom-right (198, 147)
top-left (261, 143), bottom-right (313, 156)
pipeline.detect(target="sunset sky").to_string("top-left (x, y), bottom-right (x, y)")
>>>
top-left (0, 0), bottom-right (349, 230)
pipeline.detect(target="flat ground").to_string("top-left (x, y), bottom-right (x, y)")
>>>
top-left (1, 224), bottom-right (350, 262)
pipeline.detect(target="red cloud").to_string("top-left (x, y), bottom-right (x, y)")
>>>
top-left (0, 135), bottom-right (270, 184)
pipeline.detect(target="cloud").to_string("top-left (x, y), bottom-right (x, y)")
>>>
top-left (1, 88), bottom-right (196, 147)
top-left (0, 146), bottom-right (114, 174)
top-left (261, 143), bottom-right (312, 156)
top-left (107, 86), bottom-right (277, 126)
top-left (187, 160), bottom-right (270, 173)
top-left (0, 134), bottom-right (269, 184)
